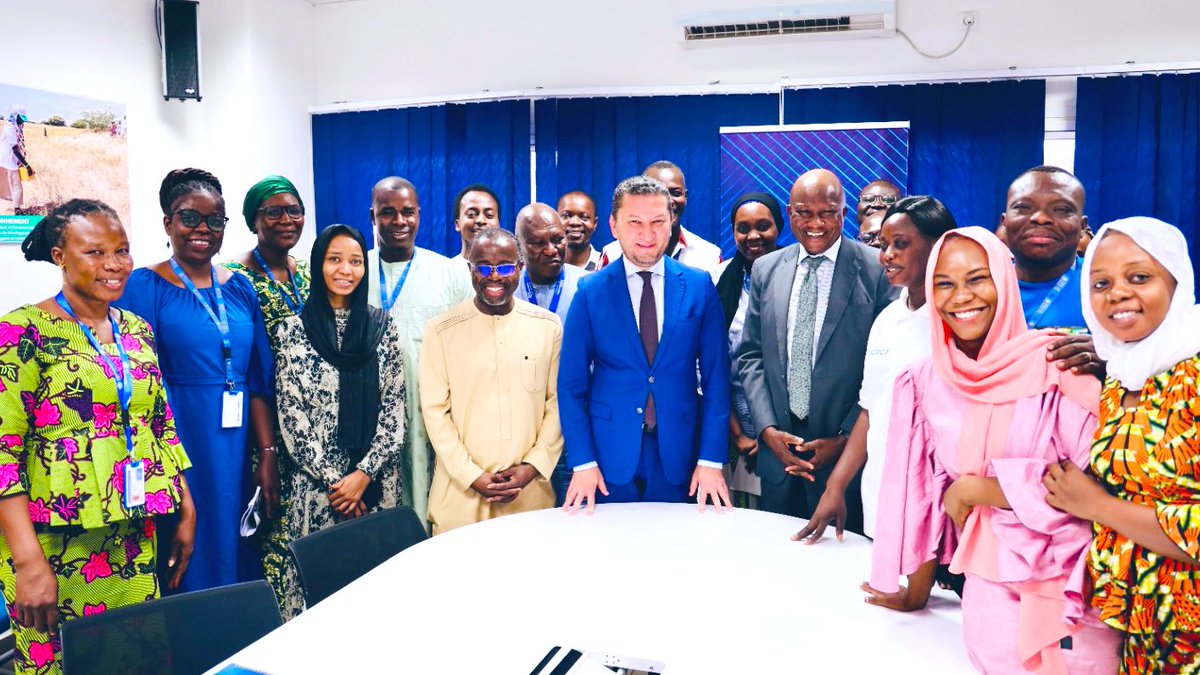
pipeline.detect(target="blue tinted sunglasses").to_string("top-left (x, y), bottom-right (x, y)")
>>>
top-left (471, 263), bottom-right (519, 277)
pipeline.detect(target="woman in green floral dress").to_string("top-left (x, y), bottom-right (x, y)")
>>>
top-left (223, 175), bottom-right (310, 617)
top-left (0, 200), bottom-right (195, 674)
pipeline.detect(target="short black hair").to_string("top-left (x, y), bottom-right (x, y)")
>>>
top-left (159, 167), bottom-right (223, 215)
top-left (22, 199), bottom-right (120, 263)
top-left (1010, 165), bottom-right (1086, 210)
top-left (452, 183), bottom-right (501, 223)
top-left (882, 196), bottom-right (957, 241)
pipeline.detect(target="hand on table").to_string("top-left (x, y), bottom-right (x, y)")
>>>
top-left (860, 581), bottom-right (927, 613)
top-left (759, 427), bottom-right (815, 480)
top-left (792, 486), bottom-right (848, 543)
top-left (690, 465), bottom-right (732, 512)
top-left (562, 467), bottom-right (608, 515)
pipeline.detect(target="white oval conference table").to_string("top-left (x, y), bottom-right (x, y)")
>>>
top-left (208, 503), bottom-right (969, 674)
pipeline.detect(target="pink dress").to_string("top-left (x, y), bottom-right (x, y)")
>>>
top-left (872, 358), bottom-right (1120, 674)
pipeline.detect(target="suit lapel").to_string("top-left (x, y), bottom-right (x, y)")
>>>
top-left (772, 245), bottom-right (801, 359)
top-left (604, 263), bottom-right (650, 367)
top-left (656, 260), bottom-right (685, 369)
top-left (815, 238), bottom-right (860, 362)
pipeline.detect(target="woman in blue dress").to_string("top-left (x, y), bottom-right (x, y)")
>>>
top-left (117, 168), bottom-right (276, 592)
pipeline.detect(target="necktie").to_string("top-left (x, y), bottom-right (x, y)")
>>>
top-left (638, 271), bottom-right (658, 429)
top-left (788, 256), bottom-right (826, 420)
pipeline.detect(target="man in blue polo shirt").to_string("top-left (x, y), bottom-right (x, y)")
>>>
top-left (999, 165), bottom-right (1103, 376)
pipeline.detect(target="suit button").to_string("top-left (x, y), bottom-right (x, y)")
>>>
top-left (636, 407), bottom-right (644, 414)
top-left (648, 376), bottom-right (655, 384)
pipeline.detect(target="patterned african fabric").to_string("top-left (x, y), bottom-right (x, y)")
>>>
top-left (1119, 627), bottom-right (1200, 675)
top-left (223, 259), bottom-right (311, 349)
top-left (0, 306), bottom-right (191, 525)
top-left (224, 257), bottom-right (310, 615)
top-left (267, 311), bottom-right (406, 618)
top-left (1089, 354), bottom-right (1200, 674)
top-left (0, 518), bottom-right (159, 675)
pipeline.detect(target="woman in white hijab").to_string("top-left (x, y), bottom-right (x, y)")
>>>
top-left (1044, 216), bottom-right (1200, 674)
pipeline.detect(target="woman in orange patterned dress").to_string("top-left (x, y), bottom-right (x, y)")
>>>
top-left (1044, 217), bottom-right (1200, 674)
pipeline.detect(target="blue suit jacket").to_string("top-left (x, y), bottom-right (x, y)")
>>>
top-left (558, 256), bottom-right (731, 486)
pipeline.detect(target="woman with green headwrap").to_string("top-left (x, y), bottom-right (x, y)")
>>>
top-left (224, 174), bottom-right (310, 616)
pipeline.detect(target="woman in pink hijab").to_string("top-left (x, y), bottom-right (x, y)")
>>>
top-left (866, 226), bottom-right (1120, 673)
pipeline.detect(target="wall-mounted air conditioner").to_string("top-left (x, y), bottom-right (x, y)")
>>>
top-left (676, 1), bottom-right (896, 45)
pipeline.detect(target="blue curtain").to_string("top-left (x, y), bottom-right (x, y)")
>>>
top-left (1074, 73), bottom-right (1200, 272)
top-left (535, 95), bottom-right (779, 251)
top-left (783, 80), bottom-right (1047, 232)
top-left (311, 100), bottom-right (531, 255)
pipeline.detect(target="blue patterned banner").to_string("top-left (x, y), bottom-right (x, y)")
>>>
top-left (719, 123), bottom-right (909, 256)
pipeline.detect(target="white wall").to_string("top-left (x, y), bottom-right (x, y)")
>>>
top-left (0, 0), bottom-right (315, 312)
top-left (310, 0), bottom-right (1200, 105)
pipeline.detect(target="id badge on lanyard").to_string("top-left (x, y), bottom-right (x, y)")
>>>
top-left (55, 293), bottom-right (144, 509)
top-left (170, 259), bottom-right (244, 428)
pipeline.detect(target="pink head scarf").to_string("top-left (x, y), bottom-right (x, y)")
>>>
top-left (925, 227), bottom-right (1099, 575)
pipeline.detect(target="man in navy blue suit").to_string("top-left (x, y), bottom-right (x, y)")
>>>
top-left (558, 175), bottom-right (732, 512)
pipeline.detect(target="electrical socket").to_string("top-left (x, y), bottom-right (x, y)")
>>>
top-left (961, 11), bottom-right (978, 27)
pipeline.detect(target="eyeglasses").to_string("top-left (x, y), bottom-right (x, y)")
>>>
top-left (257, 204), bottom-right (305, 221)
top-left (858, 231), bottom-right (881, 246)
top-left (471, 263), bottom-right (518, 277)
top-left (172, 209), bottom-right (229, 232)
top-left (859, 194), bottom-right (898, 206)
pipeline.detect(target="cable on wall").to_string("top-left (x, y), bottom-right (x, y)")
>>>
top-left (897, 19), bottom-right (973, 60)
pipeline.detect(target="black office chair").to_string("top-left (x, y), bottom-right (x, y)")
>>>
top-left (289, 505), bottom-right (427, 609)
top-left (60, 580), bottom-right (281, 675)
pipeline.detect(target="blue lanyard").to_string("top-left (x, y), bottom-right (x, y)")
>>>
top-left (522, 271), bottom-right (565, 314)
top-left (742, 271), bottom-right (751, 293)
top-left (55, 293), bottom-right (135, 459)
top-left (1026, 258), bottom-right (1077, 329)
top-left (378, 252), bottom-right (415, 312)
top-left (170, 259), bottom-right (237, 390)
top-left (252, 249), bottom-right (304, 314)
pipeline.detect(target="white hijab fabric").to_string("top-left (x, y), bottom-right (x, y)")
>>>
top-left (1081, 216), bottom-right (1200, 390)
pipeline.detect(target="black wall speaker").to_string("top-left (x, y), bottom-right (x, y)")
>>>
top-left (159, 0), bottom-right (201, 101)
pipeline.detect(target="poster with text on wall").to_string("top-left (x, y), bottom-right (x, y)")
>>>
top-left (0, 83), bottom-right (129, 243)
top-left (718, 122), bottom-right (908, 257)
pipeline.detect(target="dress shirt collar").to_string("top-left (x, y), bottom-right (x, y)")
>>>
top-left (798, 235), bottom-right (841, 266)
top-left (623, 253), bottom-right (666, 279)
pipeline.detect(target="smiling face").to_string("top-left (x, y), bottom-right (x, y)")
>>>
top-left (469, 236), bottom-right (522, 313)
top-left (611, 193), bottom-right (672, 268)
top-left (558, 192), bottom-right (597, 251)
top-left (322, 234), bottom-right (366, 307)
top-left (53, 212), bottom-right (133, 305)
top-left (1087, 231), bottom-right (1176, 343)
top-left (879, 214), bottom-right (935, 292)
top-left (456, 191), bottom-right (499, 253)
top-left (371, 187), bottom-right (420, 255)
top-left (255, 192), bottom-right (304, 253)
top-left (732, 201), bottom-right (779, 262)
top-left (932, 236), bottom-right (999, 358)
top-left (789, 175), bottom-right (847, 256)
top-left (165, 189), bottom-right (225, 265)
top-left (1001, 171), bottom-right (1087, 275)
top-left (856, 181), bottom-right (900, 224)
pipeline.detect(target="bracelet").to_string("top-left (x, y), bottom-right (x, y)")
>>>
top-left (259, 446), bottom-right (278, 455)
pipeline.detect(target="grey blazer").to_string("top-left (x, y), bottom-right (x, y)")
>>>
top-left (736, 237), bottom-right (895, 445)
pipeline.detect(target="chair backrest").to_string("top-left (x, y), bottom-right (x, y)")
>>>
top-left (60, 580), bottom-right (281, 675)
top-left (288, 505), bottom-right (427, 608)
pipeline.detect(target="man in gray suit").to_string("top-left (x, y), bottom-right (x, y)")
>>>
top-left (736, 169), bottom-right (895, 527)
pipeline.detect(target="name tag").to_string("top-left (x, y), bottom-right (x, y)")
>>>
top-left (124, 461), bottom-right (145, 509)
top-left (222, 390), bottom-right (245, 428)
